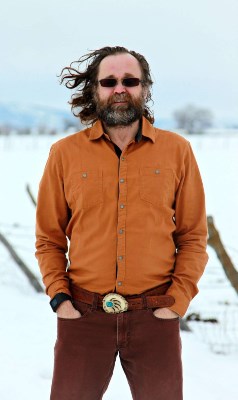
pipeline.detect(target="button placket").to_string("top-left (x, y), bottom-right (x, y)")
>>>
top-left (116, 151), bottom-right (127, 290)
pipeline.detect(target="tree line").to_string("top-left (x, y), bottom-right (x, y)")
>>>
top-left (0, 104), bottom-right (214, 136)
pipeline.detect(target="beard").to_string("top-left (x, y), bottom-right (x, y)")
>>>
top-left (94, 92), bottom-right (145, 127)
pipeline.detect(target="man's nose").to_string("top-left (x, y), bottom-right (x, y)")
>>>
top-left (113, 82), bottom-right (126, 94)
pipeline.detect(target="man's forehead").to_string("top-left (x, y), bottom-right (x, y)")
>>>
top-left (98, 53), bottom-right (142, 77)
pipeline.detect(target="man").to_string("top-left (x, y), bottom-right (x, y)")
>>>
top-left (35, 46), bottom-right (208, 400)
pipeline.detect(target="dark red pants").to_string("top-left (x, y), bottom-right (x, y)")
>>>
top-left (50, 297), bottom-right (183, 400)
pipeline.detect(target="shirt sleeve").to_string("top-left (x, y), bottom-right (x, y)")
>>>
top-left (166, 141), bottom-right (209, 317)
top-left (35, 144), bottom-right (71, 299)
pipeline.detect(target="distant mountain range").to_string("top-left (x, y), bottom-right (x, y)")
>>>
top-left (0, 102), bottom-right (175, 131)
top-left (0, 102), bottom-right (79, 131)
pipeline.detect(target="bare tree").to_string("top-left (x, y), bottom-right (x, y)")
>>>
top-left (63, 118), bottom-right (84, 132)
top-left (0, 124), bottom-right (11, 136)
top-left (173, 104), bottom-right (213, 134)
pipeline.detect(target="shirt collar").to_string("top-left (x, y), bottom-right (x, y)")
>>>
top-left (89, 116), bottom-right (156, 143)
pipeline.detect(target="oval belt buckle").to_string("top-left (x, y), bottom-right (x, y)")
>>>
top-left (103, 293), bottom-right (128, 313)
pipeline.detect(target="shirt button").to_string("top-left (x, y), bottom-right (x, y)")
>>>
top-left (118, 281), bottom-right (122, 286)
top-left (120, 204), bottom-right (125, 209)
top-left (121, 157), bottom-right (125, 161)
top-left (155, 169), bottom-right (160, 174)
top-left (118, 255), bottom-right (123, 260)
top-left (119, 229), bottom-right (124, 234)
top-left (120, 178), bottom-right (125, 183)
top-left (82, 172), bottom-right (87, 178)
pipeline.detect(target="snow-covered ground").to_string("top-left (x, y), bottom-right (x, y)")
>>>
top-left (0, 132), bottom-right (238, 399)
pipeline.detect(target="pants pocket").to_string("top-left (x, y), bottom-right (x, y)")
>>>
top-left (57, 299), bottom-right (92, 322)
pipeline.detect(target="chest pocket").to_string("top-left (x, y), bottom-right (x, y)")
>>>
top-left (139, 167), bottom-right (174, 207)
top-left (71, 169), bottom-right (103, 209)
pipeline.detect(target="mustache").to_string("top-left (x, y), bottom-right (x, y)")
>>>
top-left (108, 93), bottom-right (131, 104)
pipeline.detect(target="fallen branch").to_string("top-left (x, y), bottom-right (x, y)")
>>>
top-left (26, 183), bottom-right (37, 207)
top-left (207, 215), bottom-right (238, 295)
top-left (0, 231), bottom-right (44, 293)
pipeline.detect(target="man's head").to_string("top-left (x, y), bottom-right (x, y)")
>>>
top-left (59, 46), bottom-right (154, 125)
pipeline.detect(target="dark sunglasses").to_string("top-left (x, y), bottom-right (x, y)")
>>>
top-left (98, 77), bottom-right (142, 88)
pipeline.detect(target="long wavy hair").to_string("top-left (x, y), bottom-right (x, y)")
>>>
top-left (58, 46), bottom-right (154, 125)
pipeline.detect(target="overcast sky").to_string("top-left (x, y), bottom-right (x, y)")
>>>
top-left (1, 0), bottom-right (238, 122)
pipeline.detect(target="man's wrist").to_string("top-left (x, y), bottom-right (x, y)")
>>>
top-left (50, 292), bottom-right (72, 312)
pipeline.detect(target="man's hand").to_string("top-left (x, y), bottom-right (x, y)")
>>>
top-left (56, 300), bottom-right (81, 319)
top-left (153, 307), bottom-right (179, 319)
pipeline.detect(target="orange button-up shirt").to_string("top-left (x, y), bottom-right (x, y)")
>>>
top-left (35, 117), bottom-right (208, 316)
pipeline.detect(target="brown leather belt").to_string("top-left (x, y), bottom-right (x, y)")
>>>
top-left (70, 283), bottom-right (174, 313)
